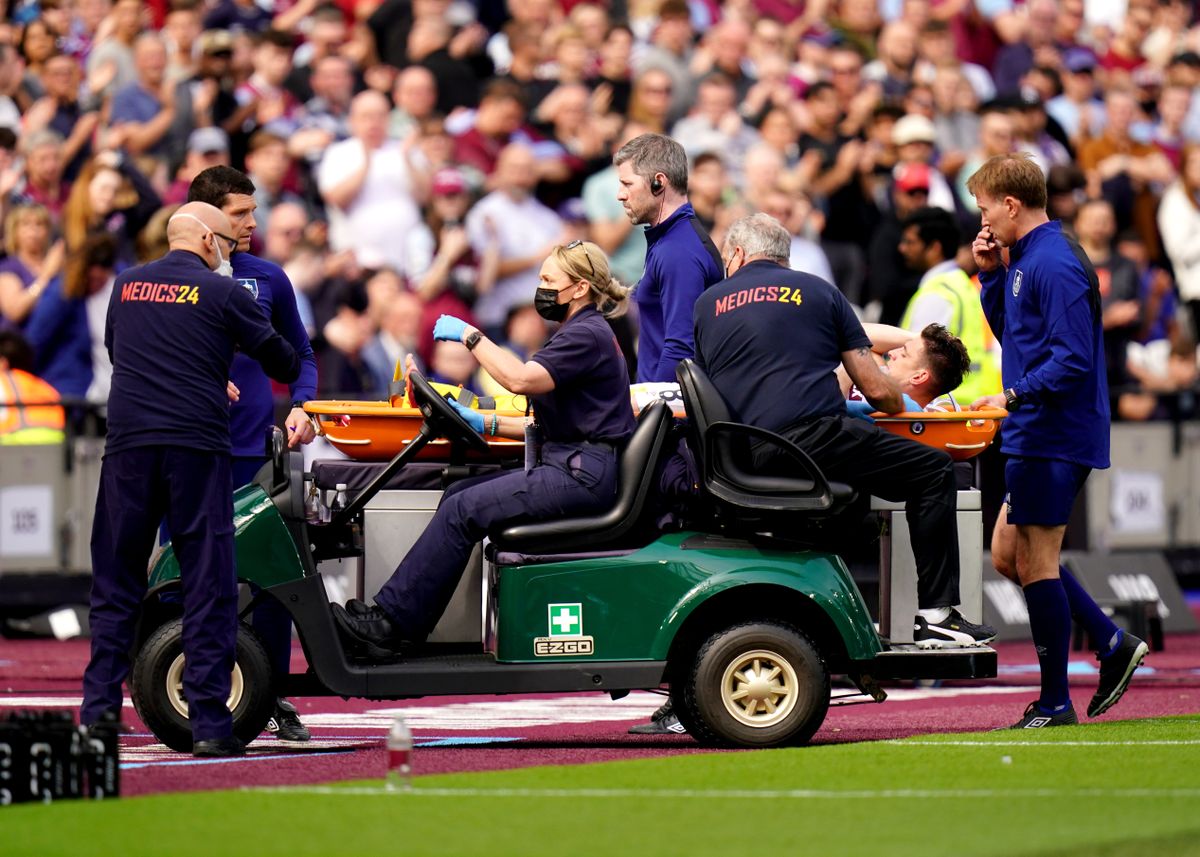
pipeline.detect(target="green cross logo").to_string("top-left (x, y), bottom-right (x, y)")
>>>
top-left (548, 603), bottom-right (582, 637)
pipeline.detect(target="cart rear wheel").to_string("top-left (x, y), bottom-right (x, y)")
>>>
top-left (130, 618), bottom-right (275, 753)
top-left (675, 620), bottom-right (829, 748)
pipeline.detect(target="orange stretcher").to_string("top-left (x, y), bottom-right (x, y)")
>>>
top-left (869, 407), bottom-right (1007, 461)
top-left (304, 380), bottom-right (527, 461)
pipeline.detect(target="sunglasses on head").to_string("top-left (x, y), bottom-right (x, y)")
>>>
top-left (564, 239), bottom-right (594, 278)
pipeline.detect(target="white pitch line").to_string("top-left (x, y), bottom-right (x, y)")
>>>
top-left (248, 786), bottom-right (1200, 799)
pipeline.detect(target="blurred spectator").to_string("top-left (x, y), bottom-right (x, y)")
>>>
top-left (589, 23), bottom-right (633, 117)
top-left (826, 42), bottom-right (880, 139)
top-left (163, 2), bottom-right (203, 83)
top-left (453, 78), bottom-right (539, 175)
top-left (583, 120), bottom-right (650, 288)
top-left (204, 0), bottom-right (273, 35)
top-left (957, 105), bottom-right (1015, 213)
top-left (931, 66), bottom-right (982, 162)
top-left (1046, 50), bottom-right (1104, 149)
top-left (429, 338), bottom-right (478, 387)
top-left (18, 17), bottom-right (60, 104)
top-left (285, 4), bottom-right (350, 103)
top-left (164, 127), bottom-right (232, 205)
top-left (390, 65), bottom-right (439, 140)
top-left (991, 0), bottom-right (1059, 96)
top-left (0, 204), bottom-right (64, 329)
top-left (635, 0), bottom-right (695, 123)
top-left (670, 72), bottom-right (759, 182)
top-left (362, 286), bottom-right (424, 395)
top-left (317, 89), bottom-right (428, 274)
top-left (62, 151), bottom-right (162, 269)
top-left (464, 142), bottom-right (566, 333)
top-left (1074, 198), bottom-right (1148, 421)
top-left (916, 20), bottom-right (995, 103)
top-left (0, 328), bottom-right (64, 444)
top-left (1005, 95), bottom-right (1070, 171)
top-left (244, 130), bottom-right (302, 230)
top-left (1078, 89), bottom-right (1174, 257)
top-left (685, 150), bottom-right (727, 235)
top-left (692, 19), bottom-right (756, 102)
top-left (892, 112), bottom-right (958, 213)
top-left (475, 302), bottom-right (550, 396)
top-left (26, 233), bottom-right (118, 399)
top-left (85, 0), bottom-right (143, 99)
top-left (298, 54), bottom-right (356, 146)
top-left (1045, 162), bottom-right (1087, 225)
top-left (234, 30), bottom-right (301, 141)
top-left (109, 32), bottom-right (193, 169)
top-left (12, 129), bottom-right (70, 217)
top-left (760, 187), bottom-right (835, 286)
top-left (864, 20), bottom-right (919, 100)
top-left (627, 66), bottom-right (674, 135)
top-left (1157, 144), bottom-right (1200, 338)
top-left (409, 16), bottom-right (484, 116)
top-left (1152, 83), bottom-right (1193, 171)
top-left (24, 52), bottom-right (100, 182)
top-left (405, 166), bottom-right (490, 363)
top-left (867, 161), bottom-right (929, 324)
top-left (0, 43), bottom-right (26, 132)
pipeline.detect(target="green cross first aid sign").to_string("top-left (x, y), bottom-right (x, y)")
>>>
top-left (548, 603), bottom-right (583, 637)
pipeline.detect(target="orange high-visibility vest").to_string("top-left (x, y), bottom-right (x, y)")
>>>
top-left (0, 368), bottom-right (65, 443)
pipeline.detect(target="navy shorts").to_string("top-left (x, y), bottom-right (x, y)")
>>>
top-left (1004, 456), bottom-right (1092, 526)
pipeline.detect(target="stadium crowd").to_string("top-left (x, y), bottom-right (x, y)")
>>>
top-left (0, 0), bottom-right (1198, 423)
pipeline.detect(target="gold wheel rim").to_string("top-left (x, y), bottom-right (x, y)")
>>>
top-left (164, 653), bottom-right (245, 719)
top-left (720, 648), bottom-right (798, 729)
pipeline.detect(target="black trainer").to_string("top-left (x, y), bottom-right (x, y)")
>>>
top-left (1088, 632), bottom-right (1148, 718)
top-left (265, 697), bottom-right (311, 742)
top-left (913, 609), bottom-right (997, 648)
top-left (331, 603), bottom-right (409, 660)
top-left (193, 736), bottom-right (246, 757)
top-left (1007, 701), bottom-right (1079, 729)
top-left (628, 700), bottom-right (687, 735)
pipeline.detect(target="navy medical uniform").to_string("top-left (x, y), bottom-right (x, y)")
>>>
top-left (635, 202), bottom-right (724, 383)
top-left (82, 249), bottom-right (300, 740)
top-left (374, 306), bottom-right (636, 640)
top-left (694, 260), bottom-right (960, 609)
top-left (979, 220), bottom-right (1110, 525)
top-left (228, 253), bottom-right (318, 682)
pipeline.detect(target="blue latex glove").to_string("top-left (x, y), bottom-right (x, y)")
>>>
top-left (433, 314), bottom-right (469, 343)
top-left (448, 397), bottom-right (485, 433)
top-left (845, 399), bottom-right (876, 423)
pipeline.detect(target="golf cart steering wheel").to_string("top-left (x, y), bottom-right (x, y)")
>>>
top-left (408, 369), bottom-right (491, 454)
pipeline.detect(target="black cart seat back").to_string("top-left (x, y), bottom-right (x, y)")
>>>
top-left (494, 399), bottom-right (673, 553)
top-left (675, 359), bottom-right (856, 514)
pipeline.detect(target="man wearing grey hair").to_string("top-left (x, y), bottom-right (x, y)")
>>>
top-left (693, 213), bottom-right (995, 648)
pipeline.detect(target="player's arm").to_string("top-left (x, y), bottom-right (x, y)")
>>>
top-left (861, 322), bottom-right (915, 354)
top-left (842, 345), bottom-right (903, 413)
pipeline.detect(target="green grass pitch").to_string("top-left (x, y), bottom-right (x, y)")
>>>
top-left (5, 716), bottom-right (1200, 857)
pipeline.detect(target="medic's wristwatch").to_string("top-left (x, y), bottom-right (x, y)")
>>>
top-left (464, 330), bottom-right (484, 351)
top-left (1004, 388), bottom-right (1020, 410)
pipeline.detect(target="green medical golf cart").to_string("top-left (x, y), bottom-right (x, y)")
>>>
top-left (128, 366), bottom-right (996, 752)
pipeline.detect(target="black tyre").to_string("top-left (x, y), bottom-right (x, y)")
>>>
top-left (130, 618), bottom-right (276, 753)
top-left (674, 621), bottom-right (830, 748)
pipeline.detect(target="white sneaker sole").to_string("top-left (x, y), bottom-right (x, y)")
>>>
top-left (913, 635), bottom-right (992, 649)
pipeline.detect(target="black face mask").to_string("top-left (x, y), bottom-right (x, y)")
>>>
top-left (535, 287), bottom-right (570, 322)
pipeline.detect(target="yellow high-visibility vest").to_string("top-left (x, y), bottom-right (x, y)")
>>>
top-left (901, 267), bottom-right (1002, 404)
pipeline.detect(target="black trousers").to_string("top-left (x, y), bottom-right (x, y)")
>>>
top-left (758, 415), bottom-right (960, 610)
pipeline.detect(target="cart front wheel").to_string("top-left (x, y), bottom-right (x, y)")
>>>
top-left (130, 618), bottom-right (275, 753)
top-left (674, 621), bottom-right (829, 748)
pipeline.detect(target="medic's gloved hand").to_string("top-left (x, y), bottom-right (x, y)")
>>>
top-left (448, 397), bottom-right (485, 433)
top-left (902, 394), bottom-right (921, 412)
top-left (845, 400), bottom-right (876, 423)
top-left (433, 315), bottom-right (469, 343)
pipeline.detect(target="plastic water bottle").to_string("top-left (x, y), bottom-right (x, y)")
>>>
top-left (386, 716), bottom-right (413, 792)
top-left (330, 483), bottom-right (349, 517)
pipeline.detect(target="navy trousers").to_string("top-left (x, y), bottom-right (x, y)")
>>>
top-left (82, 447), bottom-right (237, 741)
top-left (375, 442), bottom-right (618, 640)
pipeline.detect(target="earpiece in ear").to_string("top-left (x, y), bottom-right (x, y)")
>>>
top-left (650, 176), bottom-right (664, 195)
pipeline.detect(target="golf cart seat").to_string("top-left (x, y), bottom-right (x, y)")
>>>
top-left (493, 399), bottom-right (673, 554)
top-left (675, 359), bottom-right (857, 522)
